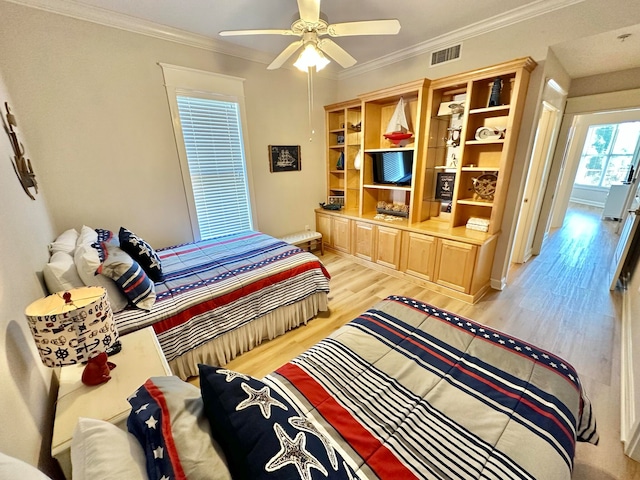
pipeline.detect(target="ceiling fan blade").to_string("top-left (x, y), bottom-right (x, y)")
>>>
top-left (327, 19), bottom-right (401, 37)
top-left (267, 40), bottom-right (304, 70)
top-left (220, 29), bottom-right (295, 37)
top-left (317, 38), bottom-right (357, 68)
top-left (297, 0), bottom-right (320, 23)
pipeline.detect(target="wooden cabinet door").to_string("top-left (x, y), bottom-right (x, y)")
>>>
top-left (375, 226), bottom-right (401, 269)
top-left (435, 239), bottom-right (477, 293)
top-left (316, 213), bottom-right (332, 248)
top-left (332, 217), bottom-right (351, 253)
top-left (352, 221), bottom-right (375, 261)
top-left (401, 231), bottom-right (438, 281)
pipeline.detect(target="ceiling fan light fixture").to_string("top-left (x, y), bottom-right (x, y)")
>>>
top-left (294, 43), bottom-right (330, 72)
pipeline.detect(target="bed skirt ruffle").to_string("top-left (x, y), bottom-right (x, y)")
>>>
top-left (168, 292), bottom-right (328, 379)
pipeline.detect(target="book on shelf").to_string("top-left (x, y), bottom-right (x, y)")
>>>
top-left (466, 217), bottom-right (490, 232)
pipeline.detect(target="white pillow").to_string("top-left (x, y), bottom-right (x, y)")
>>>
top-left (76, 225), bottom-right (98, 247)
top-left (71, 418), bottom-right (146, 480)
top-left (43, 252), bottom-right (85, 294)
top-left (74, 243), bottom-right (128, 312)
top-left (0, 452), bottom-right (52, 479)
top-left (48, 228), bottom-right (79, 255)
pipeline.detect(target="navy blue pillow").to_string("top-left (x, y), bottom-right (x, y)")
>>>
top-left (198, 364), bottom-right (357, 480)
top-left (119, 227), bottom-right (164, 282)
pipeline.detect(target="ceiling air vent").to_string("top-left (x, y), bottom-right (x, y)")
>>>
top-left (430, 44), bottom-right (462, 67)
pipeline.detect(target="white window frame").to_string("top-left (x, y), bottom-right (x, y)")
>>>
top-left (574, 122), bottom-right (640, 189)
top-left (160, 63), bottom-right (258, 241)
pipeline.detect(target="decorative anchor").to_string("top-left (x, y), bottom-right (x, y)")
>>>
top-left (3, 102), bottom-right (38, 200)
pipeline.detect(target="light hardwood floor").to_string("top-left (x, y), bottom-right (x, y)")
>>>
top-left (211, 204), bottom-right (639, 479)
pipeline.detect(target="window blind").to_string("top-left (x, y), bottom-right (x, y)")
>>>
top-left (176, 95), bottom-right (252, 240)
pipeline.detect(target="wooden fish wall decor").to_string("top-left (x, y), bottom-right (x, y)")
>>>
top-left (4, 102), bottom-right (38, 200)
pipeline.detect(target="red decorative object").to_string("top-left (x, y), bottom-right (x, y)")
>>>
top-left (81, 352), bottom-right (117, 386)
top-left (383, 132), bottom-right (413, 145)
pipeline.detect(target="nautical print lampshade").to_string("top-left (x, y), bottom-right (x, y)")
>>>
top-left (25, 286), bottom-right (119, 369)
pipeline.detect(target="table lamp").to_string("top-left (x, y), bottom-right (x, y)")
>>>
top-left (25, 286), bottom-right (119, 386)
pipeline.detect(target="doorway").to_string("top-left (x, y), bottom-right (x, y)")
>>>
top-left (550, 109), bottom-right (640, 232)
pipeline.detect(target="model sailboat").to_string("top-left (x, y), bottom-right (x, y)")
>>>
top-left (383, 97), bottom-right (413, 145)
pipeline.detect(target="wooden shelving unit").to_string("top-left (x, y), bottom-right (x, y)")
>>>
top-left (319, 58), bottom-right (537, 303)
top-left (324, 100), bottom-right (362, 212)
top-left (421, 57), bottom-right (537, 234)
top-left (358, 79), bottom-right (430, 224)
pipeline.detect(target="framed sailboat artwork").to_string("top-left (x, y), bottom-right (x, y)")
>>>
top-left (269, 145), bottom-right (301, 172)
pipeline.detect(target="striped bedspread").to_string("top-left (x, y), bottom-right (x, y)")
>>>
top-left (268, 295), bottom-right (598, 480)
top-left (114, 231), bottom-right (330, 362)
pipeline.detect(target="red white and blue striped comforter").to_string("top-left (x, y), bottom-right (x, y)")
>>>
top-left (114, 231), bottom-right (330, 364)
top-left (268, 295), bottom-right (598, 479)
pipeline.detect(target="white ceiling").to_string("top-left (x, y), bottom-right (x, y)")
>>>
top-left (12, 0), bottom-right (640, 78)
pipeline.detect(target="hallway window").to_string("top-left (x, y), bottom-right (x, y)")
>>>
top-left (575, 121), bottom-right (640, 188)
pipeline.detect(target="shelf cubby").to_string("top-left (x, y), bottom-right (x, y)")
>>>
top-left (325, 100), bottom-right (362, 209)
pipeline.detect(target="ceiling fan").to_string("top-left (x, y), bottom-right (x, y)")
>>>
top-left (219, 0), bottom-right (401, 71)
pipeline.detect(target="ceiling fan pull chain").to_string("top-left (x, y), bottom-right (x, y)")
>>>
top-left (308, 66), bottom-right (315, 141)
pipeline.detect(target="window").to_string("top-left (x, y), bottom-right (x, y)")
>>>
top-left (574, 122), bottom-right (640, 188)
top-left (176, 95), bottom-right (252, 240)
top-left (160, 64), bottom-right (255, 241)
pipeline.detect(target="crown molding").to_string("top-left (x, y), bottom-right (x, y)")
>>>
top-left (4, 0), bottom-right (274, 65)
top-left (6, 0), bottom-right (583, 81)
top-left (338, 0), bottom-right (586, 80)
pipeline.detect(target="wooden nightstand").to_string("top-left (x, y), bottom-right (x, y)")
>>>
top-left (51, 326), bottom-right (172, 479)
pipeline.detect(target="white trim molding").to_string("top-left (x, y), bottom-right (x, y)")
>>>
top-left (4, 0), bottom-right (273, 63)
top-left (338, 0), bottom-right (586, 80)
top-left (491, 277), bottom-right (507, 291)
top-left (8, 0), bottom-right (584, 79)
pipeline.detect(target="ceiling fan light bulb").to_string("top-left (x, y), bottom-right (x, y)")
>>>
top-left (294, 44), bottom-right (330, 72)
top-left (315, 55), bottom-right (330, 71)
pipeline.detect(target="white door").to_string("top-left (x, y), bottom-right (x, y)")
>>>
top-left (610, 209), bottom-right (640, 290)
top-left (513, 103), bottom-right (561, 263)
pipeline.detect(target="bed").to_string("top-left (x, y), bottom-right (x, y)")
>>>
top-left (70, 295), bottom-right (597, 480)
top-left (43, 227), bottom-right (331, 381)
top-left (265, 295), bottom-right (599, 479)
top-left (113, 230), bottom-right (331, 378)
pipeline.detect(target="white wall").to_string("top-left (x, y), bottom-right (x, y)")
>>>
top-left (570, 186), bottom-right (608, 207)
top-left (570, 67), bottom-right (640, 98)
top-left (0, 1), bottom-right (337, 248)
top-left (0, 71), bottom-right (60, 475)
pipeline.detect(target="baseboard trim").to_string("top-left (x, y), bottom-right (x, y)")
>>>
top-left (491, 277), bottom-right (507, 291)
